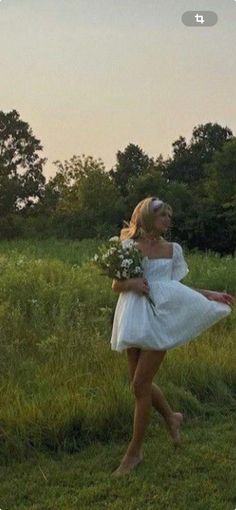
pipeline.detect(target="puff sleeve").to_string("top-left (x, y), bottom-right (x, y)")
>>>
top-left (171, 243), bottom-right (189, 281)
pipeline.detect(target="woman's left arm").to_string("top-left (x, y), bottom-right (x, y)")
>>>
top-left (190, 287), bottom-right (235, 306)
top-left (190, 287), bottom-right (209, 297)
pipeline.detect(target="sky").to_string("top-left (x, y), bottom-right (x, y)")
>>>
top-left (1, 0), bottom-right (236, 181)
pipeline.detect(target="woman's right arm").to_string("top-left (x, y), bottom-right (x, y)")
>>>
top-left (112, 278), bottom-right (150, 295)
top-left (112, 279), bottom-right (132, 292)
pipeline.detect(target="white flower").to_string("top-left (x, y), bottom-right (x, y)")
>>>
top-left (122, 239), bottom-right (134, 249)
top-left (109, 236), bottom-right (119, 242)
top-left (121, 258), bottom-right (133, 268)
top-left (93, 254), bottom-right (99, 261)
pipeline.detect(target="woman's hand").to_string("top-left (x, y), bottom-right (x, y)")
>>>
top-left (205, 290), bottom-right (235, 306)
top-left (129, 277), bottom-right (150, 296)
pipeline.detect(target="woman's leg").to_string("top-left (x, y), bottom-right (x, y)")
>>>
top-left (126, 348), bottom-right (183, 443)
top-left (112, 349), bottom-right (166, 477)
top-left (125, 349), bottom-right (166, 457)
top-left (151, 384), bottom-right (183, 443)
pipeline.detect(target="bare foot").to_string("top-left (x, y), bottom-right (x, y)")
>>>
top-left (166, 412), bottom-right (184, 445)
top-left (111, 452), bottom-right (143, 478)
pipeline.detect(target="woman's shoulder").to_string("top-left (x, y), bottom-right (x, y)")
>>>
top-left (171, 241), bottom-right (183, 254)
top-left (171, 241), bottom-right (183, 248)
top-left (171, 241), bottom-right (181, 248)
top-left (165, 241), bottom-right (181, 258)
top-left (171, 242), bottom-right (188, 266)
top-left (159, 240), bottom-right (176, 255)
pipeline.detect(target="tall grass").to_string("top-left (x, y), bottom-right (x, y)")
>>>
top-left (0, 239), bottom-right (235, 462)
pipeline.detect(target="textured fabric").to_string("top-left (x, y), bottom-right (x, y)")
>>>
top-left (110, 240), bottom-right (231, 352)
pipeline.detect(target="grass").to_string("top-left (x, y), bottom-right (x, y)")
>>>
top-left (0, 413), bottom-right (235, 509)
top-left (0, 237), bottom-right (235, 508)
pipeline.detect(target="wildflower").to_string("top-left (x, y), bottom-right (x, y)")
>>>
top-left (92, 238), bottom-right (157, 316)
top-left (109, 236), bottom-right (120, 242)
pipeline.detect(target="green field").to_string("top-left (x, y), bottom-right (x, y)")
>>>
top-left (0, 239), bottom-right (235, 509)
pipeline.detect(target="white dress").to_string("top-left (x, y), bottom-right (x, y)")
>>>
top-left (110, 239), bottom-right (232, 352)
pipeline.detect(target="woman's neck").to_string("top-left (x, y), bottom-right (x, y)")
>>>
top-left (140, 233), bottom-right (163, 242)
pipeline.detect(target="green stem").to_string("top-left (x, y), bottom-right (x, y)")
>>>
top-left (146, 295), bottom-right (158, 316)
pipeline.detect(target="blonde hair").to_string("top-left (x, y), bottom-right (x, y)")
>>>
top-left (120, 196), bottom-right (172, 241)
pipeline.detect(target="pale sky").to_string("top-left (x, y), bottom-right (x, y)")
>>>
top-left (1, 0), bottom-right (236, 180)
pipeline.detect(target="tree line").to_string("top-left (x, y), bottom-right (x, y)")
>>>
top-left (0, 109), bottom-right (235, 254)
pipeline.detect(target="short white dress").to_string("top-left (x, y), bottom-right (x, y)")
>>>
top-left (110, 239), bottom-right (232, 352)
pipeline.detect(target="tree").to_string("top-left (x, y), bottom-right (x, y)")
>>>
top-left (109, 143), bottom-right (154, 196)
top-left (165, 122), bottom-right (233, 185)
top-left (201, 138), bottom-right (236, 253)
top-left (203, 138), bottom-right (236, 203)
top-left (47, 154), bottom-right (125, 239)
top-left (124, 168), bottom-right (166, 212)
top-left (0, 110), bottom-right (46, 216)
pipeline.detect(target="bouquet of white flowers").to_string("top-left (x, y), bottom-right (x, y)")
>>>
top-left (92, 236), bottom-right (157, 316)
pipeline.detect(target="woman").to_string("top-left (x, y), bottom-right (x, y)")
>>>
top-left (110, 197), bottom-right (235, 478)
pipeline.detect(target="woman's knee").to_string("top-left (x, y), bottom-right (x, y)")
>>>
top-left (129, 349), bottom-right (166, 397)
top-left (130, 377), bottom-right (152, 399)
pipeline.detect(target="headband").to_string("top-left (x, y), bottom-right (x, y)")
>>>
top-left (152, 198), bottom-right (164, 209)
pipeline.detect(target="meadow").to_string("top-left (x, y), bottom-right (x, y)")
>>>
top-left (0, 238), bottom-right (235, 509)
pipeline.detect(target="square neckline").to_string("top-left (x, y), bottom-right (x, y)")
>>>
top-left (134, 240), bottom-right (175, 261)
top-left (145, 256), bottom-right (173, 261)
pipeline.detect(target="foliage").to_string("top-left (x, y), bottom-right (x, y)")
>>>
top-left (0, 110), bottom-right (46, 216)
top-left (109, 143), bottom-right (153, 196)
top-left (0, 111), bottom-right (235, 254)
top-left (165, 122), bottom-right (233, 184)
top-left (44, 155), bottom-right (125, 239)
